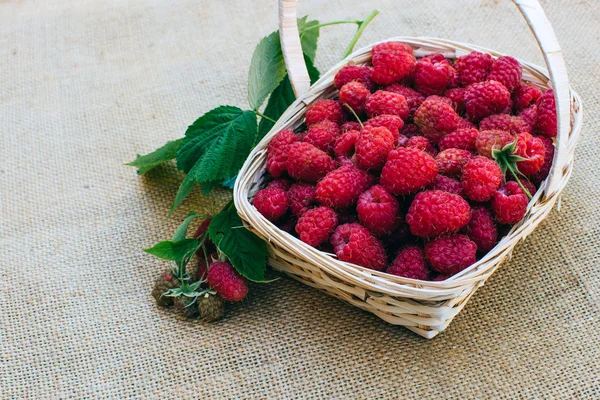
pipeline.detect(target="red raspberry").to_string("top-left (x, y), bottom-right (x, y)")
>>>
top-left (515, 132), bottom-right (545, 176)
top-left (340, 121), bottom-right (362, 133)
top-left (406, 136), bottom-right (437, 156)
top-left (372, 42), bottom-right (414, 56)
top-left (387, 246), bottom-right (430, 280)
top-left (286, 142), bottom-right (335, 182)
top-left (355, 126), bottom-right (395, 171)
top-left (475, 129), bottom-right (516, 158)
top-left (464, 206), bottom-right (497, 252)
top-left (316, 164), bottom-right (373, 209)
top-left (487, 56), bottom-right (522, 92)
top-left (454, 51), bottom-right (494, 86)
top-left (295, 206), bottom-right (338, 247)
top-left (371, 48), bottom-right (416, 85)
top-left (385, 84), bottom-right (424, 117)
top-left (429, 174), bottom-right (463, 196)
top-left (288, 182), bottom-right (317, 217)
top-left (531, 136), bottom-right (554, 185)
top-left (457, 117), bottom-right (477, 130)
top-left (333, 129), bottom-right (360, 165)
top-left (303, 119), bottom-right (339, 153)
top-left (381, 148), bottom-right (438, 195)
top-left (267, 178), bottom-right (291, 191)
top-left (414, 97), bottom-right (459, 143)
top-left (512, 83), bottom-right (542, 111)
top-left (536, 89), bottom-right (557, 137)
top-left (438, 128), bottom-right (479, 152)
top-left (492, 181), bottom-right (528, 224)
top-left (357, 184), bottom-right (400, 236)
top-left (414, 55), bottom-right (454, 96)
top-left (305, 99), bottom-right (344, 127)
top-left (330, 223), bottom-right (387, 271)
top-left (464, 80), bottom-right (511, 121)
top-left (479, 114), bottom-right (531, 134)
top-left (461, 156), bottom-right (503, 202)
top-left (207, 261), bottom-right (248, 302)
top-left (364, 114), bottom-right (404, 140)
top-left (253, 186), bottom-right (289, 222)
top-left (436, 148), bottom-right (473, 177)
top-left (334, 65), bottom-right (373, 90)
top-left (267, 129), bottom-right (297, 178)
top-left (519, 104), bottom-right (538, 130)
top-left (339, 81), bottom-right (370, 114)
top-left (406, 190), bottom-right (471, 238)
top-left (400, 123), bottom-right (419, 138)
top-left (425, 234), bottom-right (477, 275)
top-left (445, 87), bottom-right (467, 114)
top-left (365, 90), bottom-right (409, 120)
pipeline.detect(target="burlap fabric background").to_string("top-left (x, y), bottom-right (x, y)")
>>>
top-left (1, 0), bottom-right (598, 398)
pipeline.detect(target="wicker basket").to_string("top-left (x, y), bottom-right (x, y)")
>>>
top-left (234, 0), bottom-right (583, 338)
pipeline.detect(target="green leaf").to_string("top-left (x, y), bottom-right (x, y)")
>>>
top-left (298, 16), bottom-right (320, 62)
top-left (172, 211), bottom-right (198, 241)
top-left (126, 138), bottom-right (182, 175)
top-left (144, 238), bottom-right (199, 261)
top-left (257, 56), bottom-right (320, 139)
top-left (208, 205), bottom-right (269, 282)
top-left (201, 180), bottom-right (220, 196)
top-left (247, 32), bottom-right (287, 110)
top-left (170, 174), bottom-right (196, 215)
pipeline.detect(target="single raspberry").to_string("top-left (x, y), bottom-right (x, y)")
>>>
top-left (479, 114), bottom-right (531, 134)
top-left (487, 56), bottom-right (522, 92)
top-left (197, 293), bottom-right (225, 322)
top-left (372, 42), bottom-right (414, 56)
top-left (515, 132), bottom-right (545, 175)
top-left (425, 234), bottom-right (477, 275)
top-left (266, 129), bottom-right (297, 177)
top-left (426, 95), bottom-right (454, 107)
top-left (406, 190), bottom-right (470, 238)
top-left (305, 99), bottom-right (344, 127)
top-left (364, 114), bottom-right (404, 140)
top-left (357, 185), bottom-right (400, 236)
top-left (207, 261), bottom-right (248, 302)
top-left (492, 181), bottom-right (528, 224)
top-left (381, 148), bottom-right (438, 195)
top-left (339, 81), bottom-right (370, 115)
top-left (464, 80), bottom-right (511, 121)
top-left (334, 65), bottom-right (374, 90)
top-left (340, 121), bottom-right (362, 133)
top-left (536, 89), bottom-right (557, 137)
top-left (400, 123), bottom-right (419, 138)
top-left (303, 119), bottom-right (339, 153)
top-left (461, 156), bottom-right (503, 202)
top-left (386, 246), bottom-right (430, 280)
top-left (436, 148), bottom-right (473, 177)
top-left (151, 269), bottom-right (180, 307)
top-left (330, 223), bottom-right (387, 271)
top-left (414, 97), bottom-right (459, 143)
top-left (519, 104), bottom-right (538, 130)
top-left (454, 51), bottom-right (494, 86)
top-left (193, 218), bottom-right (216, 255)
top-left (295, 206), bottom-right (338, 247)
top-left (406, 136), bottom-right (437, 156)
top-left (355, 126), bottom-right (395, 171)
top-left (438, 128), bottom-right (479, 152)
top-left (414, 55), bottom-right (454, 96)
top-left (316, 164), bottom-right (373, 209)
top-left (365, 90), bottom-right (409, 120)
top-left (267, 179), bottom-right (291, 191)
top-left (429, 174), bottom-right (463, 196)
top-left (172, 296), bottom-right (199, 318)
top-left (512, 83), bottom-right (543, 111)
top-left (333, 129), bottom-right (360, 165)
top-left (253, 186), bottom-right (289, 222)
top-left (371, 49), bottom-right (416, 85)
top-left (444, 87), bottom-right (467, 114)
top-left (457, 117), bottom-right (477, 130)
top-left (531, 136), bottom-right (554, 185)
top-left (464, 206), bottom-right (498, 252)
top-left (286, 142), bottom-right (335, 182)
top-left (475, 129), bottom-right (516, 158)
top-left (288, 182), bottom-right (317, 217)
top-left (384, 84), bottom-right (424, 117)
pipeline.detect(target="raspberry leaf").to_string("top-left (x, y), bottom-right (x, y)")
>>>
top-left (248, 32), bottom-right (288, 111)
top-left (297, 16), bottom-right (320, 62)
top-left (172, 211), bottom-right (198, 241)
top-left (144, 238), bottom-right (199, 261)
top-left (125, 138), bottom-right (182, 175)
top-left (208, 205), bottom-right (268, 282)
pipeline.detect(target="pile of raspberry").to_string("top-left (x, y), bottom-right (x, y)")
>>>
top-left (252, 42), bottom-right (556, 281)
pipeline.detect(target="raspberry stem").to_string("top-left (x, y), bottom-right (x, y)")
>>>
top-left (254, 111), bottom-right (276, 124)
top-left (343, 10), bottom-right (379, 58)
top-left (342, 103), bottom-right (364, 128)
top-left (300, 20), bottom-right (363, 31)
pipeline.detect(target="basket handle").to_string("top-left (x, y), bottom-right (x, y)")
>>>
top-left (278, 0), bottom-right (571, 197)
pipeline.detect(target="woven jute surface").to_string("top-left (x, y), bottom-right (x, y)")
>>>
top-left (1, 0), bottom-right (598, 398)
